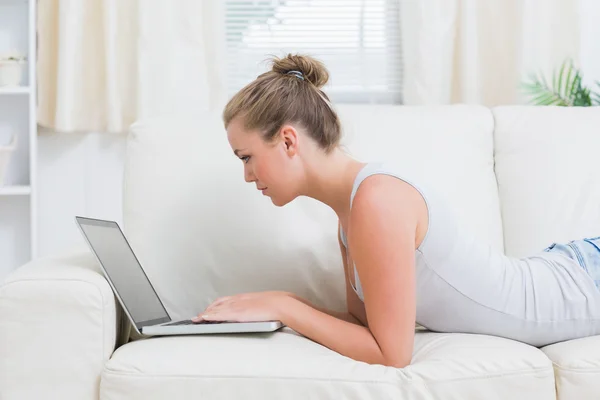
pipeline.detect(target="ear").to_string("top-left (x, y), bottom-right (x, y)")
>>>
top-left (280, 124), bottom-right (299, 157)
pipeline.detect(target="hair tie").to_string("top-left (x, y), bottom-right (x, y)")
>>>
top-left (286, 70), bottom-right (304, 81)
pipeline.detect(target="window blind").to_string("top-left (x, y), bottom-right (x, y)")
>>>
top-left (225, 0), bottom-right (403, 104)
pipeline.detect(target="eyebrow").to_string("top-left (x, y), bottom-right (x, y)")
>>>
top-left (233, 149), bottom-right (245, 156)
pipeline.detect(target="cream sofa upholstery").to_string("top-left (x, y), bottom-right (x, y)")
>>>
top-left (1, 105), bottom-right (599, 399)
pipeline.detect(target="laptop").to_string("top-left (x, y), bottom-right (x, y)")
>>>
top-left (75, 216), bottom-right (284, 336)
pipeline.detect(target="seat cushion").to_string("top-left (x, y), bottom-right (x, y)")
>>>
top-left (492, 106), bottom-right (600, 257)
top-left (542, 336), bottom-right (600, 400)
top-left (100, 330), bottom-right (554, 400)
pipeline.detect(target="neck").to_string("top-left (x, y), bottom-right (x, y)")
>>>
top-left (300, 148), bottom-right (366, 220)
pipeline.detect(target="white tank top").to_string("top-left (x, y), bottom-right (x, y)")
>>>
top-left (339, 162), bottom-right (600, 347)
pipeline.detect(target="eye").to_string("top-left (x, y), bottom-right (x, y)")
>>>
top-left (240, 156), bottom-right (251, 164)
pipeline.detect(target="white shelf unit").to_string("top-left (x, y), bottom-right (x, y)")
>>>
top-left (0, 86), bottom-right (30, 94)
top-left (0, 185), bottom-right (31, 195)
top-left (0, 0), bottom-right (37, 282)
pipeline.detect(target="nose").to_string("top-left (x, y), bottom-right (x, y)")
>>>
top-left (243, 164), bottom-right (255, 183)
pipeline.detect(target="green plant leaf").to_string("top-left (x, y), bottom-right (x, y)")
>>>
top-left (593, 81), bottom-right (600, 105)
top-left (531, 92), bottom-right (563, 106)
top-left (562, 61), bottom-right (573, 102)
top-left (574, 87), bottom-right (592, 106)
top-left (570, 72), bottom-right (581, 101)
top-left (556, 61), bottom-right (566, 98)
top-left (522, 71), bottom-right (568, 106)
top-left (522, 84), bottom-right (543, 95)
top-left (531, 93), bottom-right (552, 104)
top-left (523, 59), bottom-right (597, 106)
top-left (537, 97), bottom-right (557, 106)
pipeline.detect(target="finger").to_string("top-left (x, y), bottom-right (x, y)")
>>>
top-left (192, 310), bottom-right (222, 322)
top-left (204, 302), bottom-right (243, 321)
top-left (201, 311), bottom-right (230, 321)
top-left (196, 303), bottom-right (229, 321)
top-left (191, 314), bottom-right (203, 322)
top-left (192, 303), bottom-right (226, 321)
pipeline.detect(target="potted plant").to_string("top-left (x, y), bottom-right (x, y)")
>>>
top-left (0, 53), bottom-right (27, 87)
top-left (522, 59), bottom-right (600, 106)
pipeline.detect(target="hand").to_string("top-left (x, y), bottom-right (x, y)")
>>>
top-left (192, 291), bottom-right (292, 323)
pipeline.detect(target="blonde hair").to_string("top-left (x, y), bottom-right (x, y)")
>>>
top-left (222, 53), bottom-right (342, 154)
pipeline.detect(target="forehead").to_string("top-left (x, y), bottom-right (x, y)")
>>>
top-left (227, 117), bottom-right (262, 148)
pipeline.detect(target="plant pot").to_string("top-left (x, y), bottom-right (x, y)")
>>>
top-left (0, 61), bottom-right (25, 87)
top-left (0, 135), bottom-right (17, 186)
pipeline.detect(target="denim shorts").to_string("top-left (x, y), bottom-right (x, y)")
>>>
top-left (544, 236), bottom-right (600, 289)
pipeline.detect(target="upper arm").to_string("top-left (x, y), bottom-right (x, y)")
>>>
top-left (338, 225), bottom-right (367, 326)
top-left (347, 175), bottom-right (420, 368)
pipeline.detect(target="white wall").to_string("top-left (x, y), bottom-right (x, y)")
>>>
top-left (37, 129), bottom-right (127, 257)
top-left (580, 0), bottom-right (600, 86)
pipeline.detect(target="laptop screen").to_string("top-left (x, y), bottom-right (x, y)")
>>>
top-left (76, 217), bottom-right (170, 327)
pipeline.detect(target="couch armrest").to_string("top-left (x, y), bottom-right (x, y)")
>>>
top-left (0, 247), bottom-right (130, 400)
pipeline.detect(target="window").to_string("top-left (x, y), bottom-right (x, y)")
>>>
top-left (225, 0), bottom-right (403, 104)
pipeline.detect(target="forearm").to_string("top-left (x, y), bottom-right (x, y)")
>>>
top-left (289, 294), bottom-right (363, 326)
top-left (278, 296), bottom-right (388, 366)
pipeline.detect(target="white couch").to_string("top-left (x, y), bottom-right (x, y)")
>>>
top-left (1, 105), bottom-right (600, 400)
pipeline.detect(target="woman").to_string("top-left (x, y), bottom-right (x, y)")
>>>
top-left (192, 54), bottom-right (600, 368)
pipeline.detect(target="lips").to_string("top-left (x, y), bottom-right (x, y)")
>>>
top-left (258, 187), bottom-right (267, 191)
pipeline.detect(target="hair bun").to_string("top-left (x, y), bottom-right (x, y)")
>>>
top-left (271, 53), bottom-right (329, 89)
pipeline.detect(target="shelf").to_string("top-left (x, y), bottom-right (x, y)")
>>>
top-left (0, 86), bottom-right (30, 95)
top-left (0, 0), bottom-right (36, 276)
top-left (0, 185), bottom-right (31, 195)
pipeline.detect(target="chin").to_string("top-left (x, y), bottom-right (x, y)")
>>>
top-left (269, 193), bottom-right (295, 207)
top-left (270, 197), bottom-right (288, 207)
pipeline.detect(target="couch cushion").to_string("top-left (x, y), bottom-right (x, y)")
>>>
top-left (542, 336), bottom-right (600, 400)
top-left (493, 106), bottom-right (600, 257)
top-left (100, 330), bottom-right (554, 399)
top-left (122, 105), bottom-right (503, 325)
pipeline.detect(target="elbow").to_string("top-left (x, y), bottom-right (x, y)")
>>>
top-left (383, 358), bottom-right (410, 369)
top-left (381, 353), bottom-right (412, 369)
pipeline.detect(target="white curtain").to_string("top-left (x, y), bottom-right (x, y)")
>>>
top-left (37, 0), bottom-right (227, 133)
top-left (400, 0), bottom-right (595, 106)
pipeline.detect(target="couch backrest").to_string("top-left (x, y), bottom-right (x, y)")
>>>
top-left (122, 105), bottom-right (502, 320)
top-left (492, 106), bottom-right (600, 257)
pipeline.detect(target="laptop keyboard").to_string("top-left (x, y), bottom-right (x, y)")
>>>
top-left (163, 319), bottom-right (227, 326)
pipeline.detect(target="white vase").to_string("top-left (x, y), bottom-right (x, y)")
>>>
top-left (0, 135), bottom-right (17, 186)
top-left (0, 61), bottom-right (24, 87)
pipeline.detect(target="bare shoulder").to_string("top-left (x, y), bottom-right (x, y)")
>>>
top-left (352, 174), bottom-right (426, 222)
top-left (349, 174), bottom-right (428, 247)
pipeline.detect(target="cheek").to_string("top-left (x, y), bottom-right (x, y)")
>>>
top-left (254, 160), bottom-right (276, 186)
top-left (251, 157), bottom-right (271, 183)
top-left (255, 152), bottom-right (285, 187)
